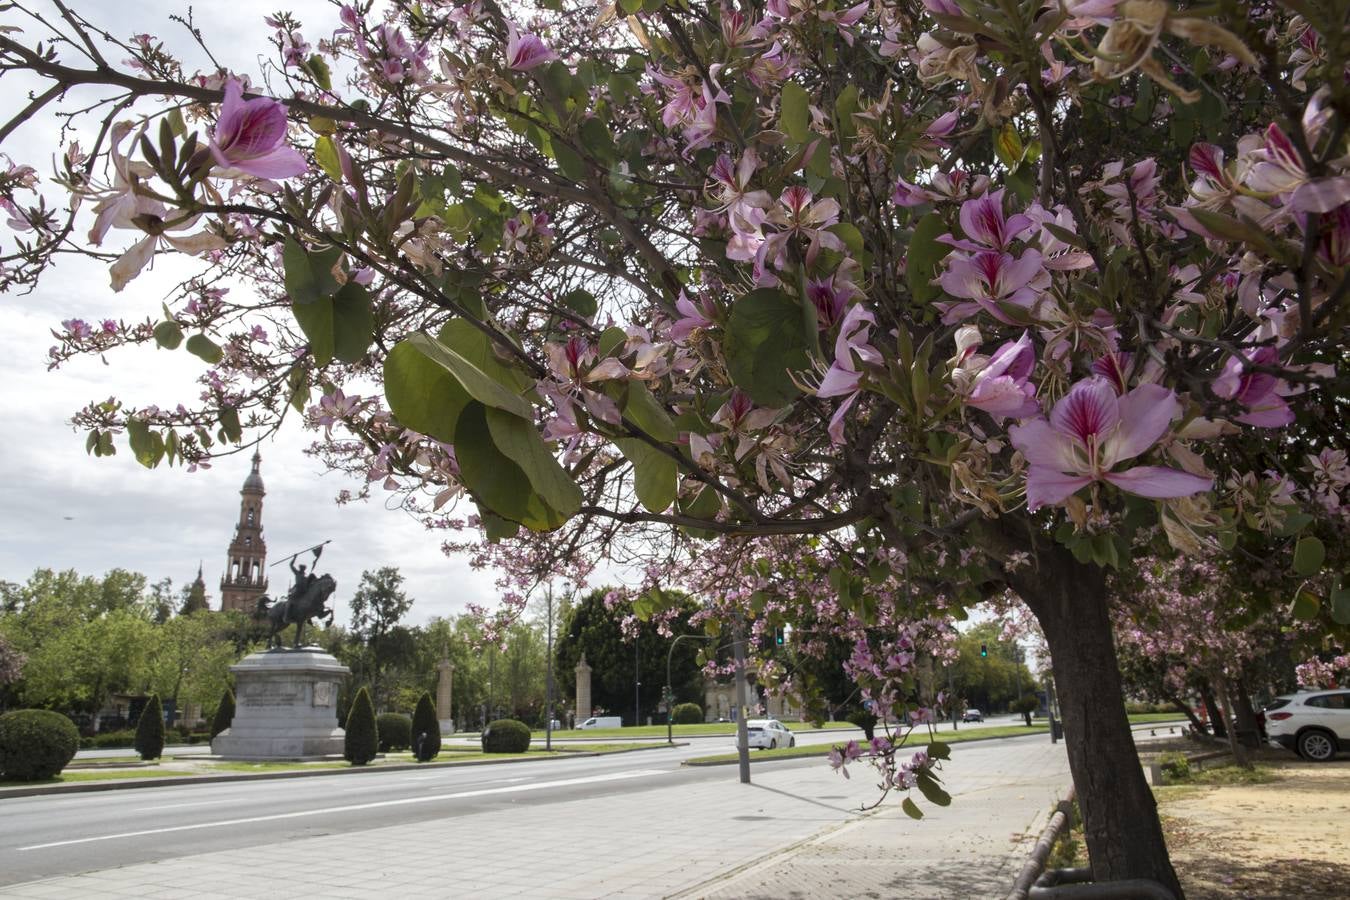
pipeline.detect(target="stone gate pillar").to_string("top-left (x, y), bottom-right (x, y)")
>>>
top-left (436, 657), bottom-right (455, 731)
top-left (575, 654), bottom-right (592, 721)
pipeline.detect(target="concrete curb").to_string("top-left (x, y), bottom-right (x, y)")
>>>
top-left (0, 741), bottom-right (687, 800)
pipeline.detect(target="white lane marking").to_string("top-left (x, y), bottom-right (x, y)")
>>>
top-left (134, 799), bottom-right (239, 812)
top-left (19, 769), bottom-right (667, 851)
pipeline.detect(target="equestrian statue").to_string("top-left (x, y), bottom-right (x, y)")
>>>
top-left (253, 542), bottom-right (336, 649)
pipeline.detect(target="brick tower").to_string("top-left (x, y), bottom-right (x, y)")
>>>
top-left (219, 450), bottom-right (269, 613)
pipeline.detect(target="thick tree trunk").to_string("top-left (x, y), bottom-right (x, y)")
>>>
top-left (1228, 676), bottom-right (1263, 749)
top-left (1011, 546), bottom-right (1184, 897)
top-left (1216, 679), bottom-right (1252, 769)
top-left (1198, 681), bottom-right (1226, 738)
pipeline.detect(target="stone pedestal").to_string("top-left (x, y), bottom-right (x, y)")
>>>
top-left (436, 658), bottom-right (455, 735)
top-left (212, 648), bottom-right (348, 760)
top-left (575, 654), bottom-right (592, 721)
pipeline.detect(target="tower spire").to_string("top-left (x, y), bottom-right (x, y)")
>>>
top-left (220, 452), bottom-right (269, 612)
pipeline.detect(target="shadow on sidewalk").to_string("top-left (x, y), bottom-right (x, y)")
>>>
top-left (746, 781), bottom-right (863, 815)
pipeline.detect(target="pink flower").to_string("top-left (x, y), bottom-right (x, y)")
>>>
top-left (965, 334), bottom-right (1040, 420)
top-left (1212, 346), bottom-right (1294, 428)
top-left (1009, 378), bottom-right (1212, 510)
top-left (936, 250), bottom-right (1047, 325)
top-left (942, 189), bottom-right (1032, 252)
top-left (806, 273), bottom-right (855, 329)
top-left (209, 80), bottom-right (307, 180)
top-left (816, 304), bottom-right (881, 443)
top-left (505, 23), bottom-right (557, 71)
top-left (670, 291), bottom-right (717, 343)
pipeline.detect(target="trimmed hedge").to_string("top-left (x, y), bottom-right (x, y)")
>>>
top-left (0, 710), bottom-right (80, 781)
top-left (411, 692), bottom-right (441, 762)
top-left (211, 689), bottom-right (236, 739)
top-left (135, 693), bottom-right (166, 761)
top-left (482, 718), bottom-right (531, 753)
top-left (344, 686), bottom-right (378, 766)
top-left (377, 713), bottom-right (412, 752)
top-left (671, 702), bottom-right (703, 725)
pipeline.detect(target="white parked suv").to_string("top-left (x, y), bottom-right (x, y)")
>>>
top-left (744, 719), bottom-right (795, 750)
top-left (1264, 690), bottom-right (1350, 761)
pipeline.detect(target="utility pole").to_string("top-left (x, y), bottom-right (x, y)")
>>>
top-left (545, 584), bottom-right (555, 751)
top-left (732, 614), bottom-right (751, 784)
top-left (634, 635), bottom-right (641, 728)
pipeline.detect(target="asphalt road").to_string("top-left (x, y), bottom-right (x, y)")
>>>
top-left (4, 740), bottom-right (767, 886)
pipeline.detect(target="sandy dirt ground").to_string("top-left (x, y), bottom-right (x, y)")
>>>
top-left (1158, 755), bottom-right (1350, 899)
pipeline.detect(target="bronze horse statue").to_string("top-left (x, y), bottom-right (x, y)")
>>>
top-left (253, 573), bottom-right (336, 649)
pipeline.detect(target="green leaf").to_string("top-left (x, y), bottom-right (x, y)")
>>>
top-left (562, 289), bottom-right (598, 320)
top-left (915, 771), bottom-right (951, 807)
top-left (907, 214), bottom-right (952, 305)
top-left (927, 740), bottom-right (952, 761)
top-left (438, 320), bottom-right (536, 396)
top-left (1330, 586), bottom-right (1350, 627)
top-left (902, 797), bottom-right (924, 820)
top-left (218, 407), bottom-right (242, 444)
top-left (455, 403), bottom-right (565, 531)
top-left (598, 326), bottom-right (628, 358)
top-left (484, 406), bottom-right (582, 518)
top-left (780, 81), bottom-right (811, 144)
top-left (384, 340), bottom-right (472, 443)
top-left (407, 332), bottom-right (534, 420)
top-left (282, 237), bottom-right (341, 306)
top-left (153, 321), bottom-right (183, 350)
top-left (126, 419), bottom-right (161, 468)
top-left (724, 288), bottom-right (811, 406)
top-left (331, 282), bottom-right (375, 364)
top-left (995, 124), bottom-right (1025, 168)
top-left (625, 382), bottom-right (678, 442)
top-left (1293, 536), bottom-right (1325, 576)
top-left (305, 54), bottom-right (332, 92)
top-left (480, 508), bottom-right (520, 542)
top-left (314, 136), bottom-right (343, 182)
top-left (834, 84), bottom-right (859, 141)
top-left (616, 438), bottom-right (678, 513)
top-left (1288, 589), bottom-right (1320, 622)
top-left (185, 334), bottom-right (223, 364)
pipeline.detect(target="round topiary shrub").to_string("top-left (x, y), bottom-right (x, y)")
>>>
top-left (482, 718), bottom-right (531, 753)
top-left (0, 709), bottom-right (80, 781)
top-left (344, 686), bottom-right (378, 766)
top-left (411, 692), bottom-right (441, 762)
top-left (376, 713), bottom-right (412, 752)
top-left (211, 689), bottom-right (235, 739)
top-left (671, 702), bottom-right (703, 725)
top-left (134, 693), bottom-right (166, 761)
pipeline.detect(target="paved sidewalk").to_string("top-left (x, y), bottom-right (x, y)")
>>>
top-left (0, 738), bottom-right (1068, 899)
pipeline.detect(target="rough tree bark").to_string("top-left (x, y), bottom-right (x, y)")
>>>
top-left (1199, 682), bottom-right (1226, 738)
top-left (1009, 544), bottom-right (1185, 898)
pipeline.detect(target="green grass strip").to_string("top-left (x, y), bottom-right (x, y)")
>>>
top-left (684, 723), bottom-right (1051, 765)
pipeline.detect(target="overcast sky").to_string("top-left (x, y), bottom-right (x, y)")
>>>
top-left (0, 1), bottom-right (521, 625)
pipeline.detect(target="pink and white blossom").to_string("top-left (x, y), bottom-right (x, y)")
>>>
top-left (1009, 378), bottom-right (1212, 510)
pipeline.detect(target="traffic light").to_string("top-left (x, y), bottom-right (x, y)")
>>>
top-left (775, 627), bottom-right (785, 646)
top-left (980, 642), bottom-right (988, 658)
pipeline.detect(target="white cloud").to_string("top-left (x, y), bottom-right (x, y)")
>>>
top-left (0, 0), bottom-right (506, 623)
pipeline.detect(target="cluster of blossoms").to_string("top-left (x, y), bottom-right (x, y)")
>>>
top-left (1295, 653), bottom-right (1349, 689)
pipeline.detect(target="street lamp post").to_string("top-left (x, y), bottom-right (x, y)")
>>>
top-left (634, 638), bottom-right (640, 728)
top-left (666, 634), bottom-right (716, 745)
top-left (545, 584), bottom-right (555, 751)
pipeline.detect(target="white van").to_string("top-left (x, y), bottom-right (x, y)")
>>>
top-left (578, 716), bottom-right (623, 729)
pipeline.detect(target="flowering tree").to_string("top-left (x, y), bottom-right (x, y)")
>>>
top-left (1, 0), bottom-right (1348, 892)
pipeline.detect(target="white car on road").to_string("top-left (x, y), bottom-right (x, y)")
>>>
top-left (1264, 690), bottom-right (1350, 761)
top-left (744, 719), bottom-right (795, 750)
